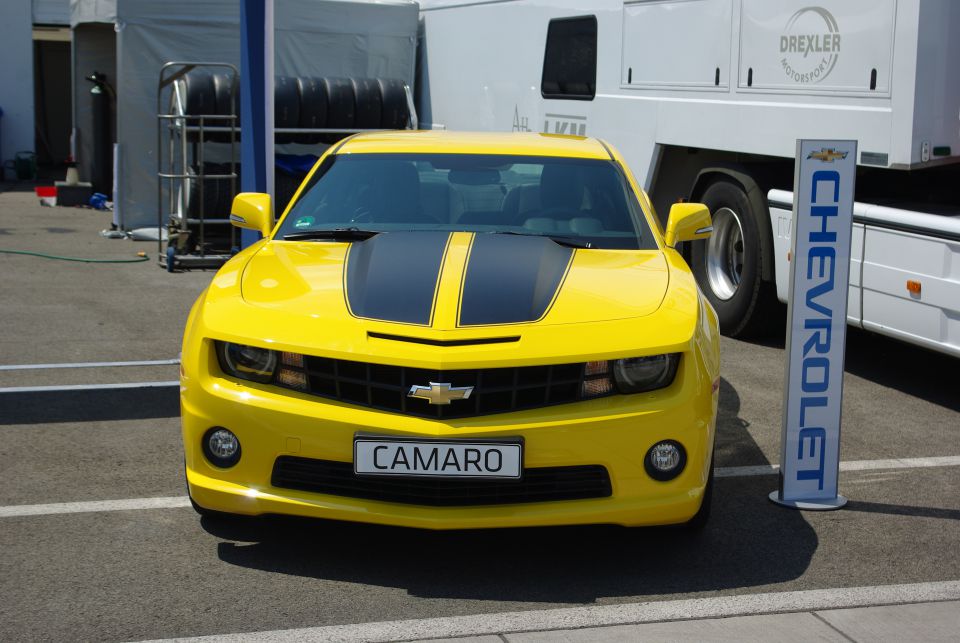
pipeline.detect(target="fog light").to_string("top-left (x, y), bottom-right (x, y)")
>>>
top-left (203, 427), bottom-right (241, 468)
top-left (644, 440), bottom-right (686, 481)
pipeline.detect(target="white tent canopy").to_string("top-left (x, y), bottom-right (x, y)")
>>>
top-left (70, 0), bottom-right (418, 229)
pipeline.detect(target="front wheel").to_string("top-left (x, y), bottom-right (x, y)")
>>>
top-left (690, 180), bottom-right (773, 337)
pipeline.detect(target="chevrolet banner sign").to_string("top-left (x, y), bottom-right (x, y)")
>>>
top-left (771, 139), bottom-right (857, 510)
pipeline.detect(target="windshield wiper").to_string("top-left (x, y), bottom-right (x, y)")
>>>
top-left (282, 227), bottom-right (379, 242)
top-left (492, 231), bottom-right (593, 249)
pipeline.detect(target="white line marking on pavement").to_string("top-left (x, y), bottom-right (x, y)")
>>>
top-left (0, 358), bottom-right (180, 371)
top-left (137, 581), bottom-right (960, 643)
top-left (2, 455), bottom-right (958, 519)
top-left (0, 497), bottom-right (191, 518)
top-left (0, 380), bottom-right (179, 394)
top-left (715, 456), bottom-right (960, 478)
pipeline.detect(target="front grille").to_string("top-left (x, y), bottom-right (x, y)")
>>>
top-left (272, 456), bottom-right (612, 507)
top-left (283, 356), bottom-right (608, 418)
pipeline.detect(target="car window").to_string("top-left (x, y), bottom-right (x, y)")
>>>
top-left (277, 153), bottom-right (657, 250)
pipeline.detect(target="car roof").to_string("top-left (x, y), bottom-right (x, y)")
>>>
top-left (335, 131), bottom-right (613, 160)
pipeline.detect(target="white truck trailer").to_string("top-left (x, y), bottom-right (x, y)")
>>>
top-left (417, 0), bottom-right (960, 357)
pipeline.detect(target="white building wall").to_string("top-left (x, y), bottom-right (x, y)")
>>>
top-left (0, 0), bottom-right (35, 171)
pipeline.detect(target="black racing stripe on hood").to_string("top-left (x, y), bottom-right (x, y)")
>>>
top-left (345, 231), bottom-right (450, 326)
top-left (459, 234), bottom-right (574, 326)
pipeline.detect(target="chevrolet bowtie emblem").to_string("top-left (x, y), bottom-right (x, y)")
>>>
top-left (807, 148), bottom-right (848, 163)
top-left (407, 382), bottom-right (474, 405)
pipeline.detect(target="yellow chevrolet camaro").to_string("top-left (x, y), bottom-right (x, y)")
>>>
top-left (181, 131), bottom-right (720, 529)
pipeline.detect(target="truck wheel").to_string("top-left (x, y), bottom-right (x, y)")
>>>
top-left (691, 180), bottom-right (771, 337)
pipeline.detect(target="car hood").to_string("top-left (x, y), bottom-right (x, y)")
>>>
top-left (238, 231), bottom-right (669, 329)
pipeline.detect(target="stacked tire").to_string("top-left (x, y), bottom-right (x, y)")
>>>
top-left (167, 72), bottom-right (409, 254)
top-left (171, 71), bottom-right (411, 144)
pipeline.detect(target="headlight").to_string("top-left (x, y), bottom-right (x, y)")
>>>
top-left (612, 353), bottom-right (680, 393)
top-left (215, 341), bottom-right (278, 383)
top-left (580, 354), bottom-right (680, 399)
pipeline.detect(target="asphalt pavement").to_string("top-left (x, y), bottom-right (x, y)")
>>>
top-left (1, 186), bottom-right (958, 641)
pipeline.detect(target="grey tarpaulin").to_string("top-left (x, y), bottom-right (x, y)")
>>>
top-left (70, 0), bottom-right (117, 27)
top-left (70, 0), bottom-right (417, 230)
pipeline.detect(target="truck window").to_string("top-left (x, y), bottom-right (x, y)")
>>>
top-left (541, 16), bottom-right (597, 100)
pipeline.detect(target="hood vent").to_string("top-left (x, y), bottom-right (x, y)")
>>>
top-left (368, 332), bottom-right (520, 347)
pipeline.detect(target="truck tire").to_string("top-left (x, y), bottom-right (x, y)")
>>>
top-left (690, 180), bottom-right (772, 337)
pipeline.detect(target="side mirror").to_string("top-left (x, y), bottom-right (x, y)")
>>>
top-left (230, 193), bottom-right (274, 237)
top-left (664, 203), bottom-right (712, 248)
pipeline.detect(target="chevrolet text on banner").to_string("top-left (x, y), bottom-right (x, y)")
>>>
top-left (770, 139), bottom-right (857, 511)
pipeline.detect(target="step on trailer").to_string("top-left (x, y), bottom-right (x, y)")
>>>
top-left (417, 0), bottom-right (960, 357)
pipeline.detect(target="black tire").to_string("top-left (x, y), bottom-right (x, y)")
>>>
top-left (199, 165), bottom-right (220, 220)
top-left (690, 180), bottom-right (773, 337)
top-left (211, 161), bottom-right (239, 220)
top-left (183, 71), bottom-right (216, 117)
top-left (296, 76), bottom-right (328, 144)
top-left (176, 166), bottom-right (201, 221)
top-left (378, 78), bottom-right (409, 129)
top-left (210, 73), bottom-right (238, 142)
top-left (274, 75), bottom-right (300, 143)
top-left (322, 77), bottom-right (356, 143)
top-left (352, 78), bottom-right (382, 129)
top-left (684, 454), bottom-right (714, 531)
top-left (178, 72), bottom-right (216, 142)
top-left (180, 164), bottom-right (220, 222)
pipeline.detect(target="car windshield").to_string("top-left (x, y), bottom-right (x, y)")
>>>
top-left (276, 153), bottom-right (657, 249)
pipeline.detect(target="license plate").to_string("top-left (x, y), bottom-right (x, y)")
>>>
top-left (354, 437), bottom-right (522, 479)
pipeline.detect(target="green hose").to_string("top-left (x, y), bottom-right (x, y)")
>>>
top-left (0, 249), bottom-right (149, 263)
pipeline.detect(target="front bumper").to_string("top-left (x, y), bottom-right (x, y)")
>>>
top-left (182, 342), bottom-right (717, 529)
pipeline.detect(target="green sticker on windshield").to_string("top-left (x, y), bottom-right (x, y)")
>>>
top-left (294, 216), bottom-right (315, 229)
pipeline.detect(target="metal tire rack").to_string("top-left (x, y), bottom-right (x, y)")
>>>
top-left (157, 62), bottom-right (239, 272)
top-left (157, 61), bottom-right (419, 272)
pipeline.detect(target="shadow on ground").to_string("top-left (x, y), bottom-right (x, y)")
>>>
top-left (203, 376), bottom-right (817, 603)
top-left (714, 376), bottom-right (767, 467)
top-left (739, 310), bottom-right (958, 412)
top-left (843, 329), bottom-right (959, 412)
top-left (0, 386), bottom-right (179, 424)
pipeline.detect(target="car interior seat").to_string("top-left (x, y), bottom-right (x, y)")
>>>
top-left (539, 164), bottom-right (587, 213)
top-left (354, 160), bottom-right (436, 224)
top-left (421, 180), bottom-right (464, 225)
